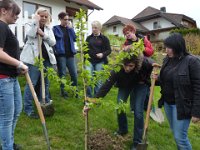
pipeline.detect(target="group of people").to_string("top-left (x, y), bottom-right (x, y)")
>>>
top-left (0, 0), bottom-right (200, 150)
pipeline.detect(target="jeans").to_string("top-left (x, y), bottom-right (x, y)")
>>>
top-left (85, 61), bottom-right (104, 97)
top-left (0, 78), bottom-right (22, 150)
top-left (117, 87), bottom-right (133, 133)
top-left (24, 60), bottom-right (51, 115)
top-left (130, 83), bottom-right (148, 147)
top-left (56, 56), bottom-right (78, 93)
top-left (164, 103), bottom-right (192, 150)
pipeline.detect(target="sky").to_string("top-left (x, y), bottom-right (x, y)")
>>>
top-left (88, 0), bottom-right (199, 28)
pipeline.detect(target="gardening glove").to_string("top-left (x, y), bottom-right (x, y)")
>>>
top-left (191, 116), bottom-right (200, 124)
top-left (82, 102), bottom-right (90, 116)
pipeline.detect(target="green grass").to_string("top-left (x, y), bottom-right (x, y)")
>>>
top-left (14, 77), bottom-right (200, 150)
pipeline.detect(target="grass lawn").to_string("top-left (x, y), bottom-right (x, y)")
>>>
top-left (14, 76), bottom-right (200, 150)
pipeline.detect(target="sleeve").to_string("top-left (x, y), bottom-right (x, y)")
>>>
top-left (43, 27), bottom-right (56, 47)
top-left (0, 24), bottom-right (8, 48)
top-left (26, 20), bottom-right (38, 38)
top-left (95, 71), bottom-right (118, 98)
top-left (143, 36), bottom-right (154, 57)
top-left (102, 36), bottom-right (111, 57)
top-left (189, 57), bottom-right (200, 118)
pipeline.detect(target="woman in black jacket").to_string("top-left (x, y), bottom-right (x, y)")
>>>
top-left (157, 33), bottom-right (200, 150)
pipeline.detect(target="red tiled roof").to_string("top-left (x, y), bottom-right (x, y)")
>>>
top-left (65, 0), bottom-right (103, 10)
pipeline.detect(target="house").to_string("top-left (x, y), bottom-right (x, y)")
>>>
top-left (103, 6), bottom-right (197, 42)
top-left (12, 0), bottom-right (102, 47)
top-left (103, 15), bottom-right (148, 37)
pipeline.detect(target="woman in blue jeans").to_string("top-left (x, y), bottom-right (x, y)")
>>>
top-left (0, 0), bottom-right (28, 149)
top-left (20, 8), bottom-right (56, 118)
top-left (84, 55), bottom-right (154, 149)
top-left (156, 33), bottom-right (200, 150)
top-left (53, 12), bottom-right (77, 98)
top-left (85, 21), bottom-right (111, 97)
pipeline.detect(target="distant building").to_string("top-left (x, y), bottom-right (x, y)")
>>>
top-left (103, 6), bottom-right (197, 42)
top-left (13, 0), bottom-right (102, 47)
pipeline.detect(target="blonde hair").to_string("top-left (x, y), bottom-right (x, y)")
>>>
top-left (91, 21), bottom-right (102, 30)
top-left (35, 7), bottom-right (51, 25)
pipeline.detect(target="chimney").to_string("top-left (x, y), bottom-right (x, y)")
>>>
top-left (160, 7), bottom-right (166, 13)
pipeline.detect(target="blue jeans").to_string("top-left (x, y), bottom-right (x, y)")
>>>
top-left (130, 83), bottom-right (148, 147)
top-left (0, 78), bottom-right (22, 150)
top-left (117, 87), bottom-right (133, 133)
top-left (56, 56), bottom-right (78, 93)
top-left (164, 103), bottom-right (192, 150)
top-left (24, 60), bottom-right (51, 115)
top-left (85, 61), bottom-right (104, 97)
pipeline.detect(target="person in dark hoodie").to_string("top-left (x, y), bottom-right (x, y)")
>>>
top-left (53, 12), bottom-right (77, 98)
top-left (83, 54), bottom-right (155, 150)
top-left (85, 20), bottom-right (111, 97)
top-left (155, 33), bottom-right (200, 150)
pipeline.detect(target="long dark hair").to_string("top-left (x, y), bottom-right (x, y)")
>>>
top-left (164, 33), bottom-right (189, 57)
top-left (0, 0), bottom-right (21, 16)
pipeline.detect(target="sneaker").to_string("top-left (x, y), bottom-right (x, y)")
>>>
top-left (13, 143), bottom-right (22, 150)
top-left (113, 130), bottom-right (128, 136)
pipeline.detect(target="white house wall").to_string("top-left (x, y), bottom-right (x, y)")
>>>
top-left (14, 0), bottom-right (88, 47)
top-left (104, 24), bottom-right (124, 37)
top-left (140, 17), bottom-right (175, 30)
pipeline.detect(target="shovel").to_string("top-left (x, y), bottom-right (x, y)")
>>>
top-left (137, 63), bottom-right (161, 150)
top-left (25, 72), bottom-right (51, 150)
top-left (38, 35), bottom-right (54, 117)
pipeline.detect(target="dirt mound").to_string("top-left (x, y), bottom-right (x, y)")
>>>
top-left (88, 128), bottom-right (131, 150)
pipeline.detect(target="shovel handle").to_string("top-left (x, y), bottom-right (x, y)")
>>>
top-left (143, 65), bottom-right (160, 139)
top-left (25, 72), bottom-right (46, 124)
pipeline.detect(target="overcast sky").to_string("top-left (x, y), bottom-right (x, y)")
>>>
top-left (88, 0), bottom-right (199, 28)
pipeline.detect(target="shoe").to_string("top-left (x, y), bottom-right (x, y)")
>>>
top-left (0, 143), bottom-right (22, 150)
top-left (61, 91), bottom-right (68, 99)
top-left (13, 143), bottom-right (22, 150)
top-left (27, 113), bottom-right (39, 119)
top-left (130, 143), bottom-right (137, 150)
top-left (113, 130), bottom-right (128, 136)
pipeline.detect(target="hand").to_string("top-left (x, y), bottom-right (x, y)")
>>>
top-left (96, 53), bottom-right (103, 59)
top-left (67, 21), bottom-right (73, 28)
top-left (123, 45), bottom-right (132, 51)
top-left (191, 116), bottom-right (200, 123)
top-left (33, 14), bottom-right (40, 22)
top-left (17, 62), bottom-right (28, 75)
top-left (37, 28), bottom-right (45, 37)
top-left (82, 105), bottom-right (90, 116)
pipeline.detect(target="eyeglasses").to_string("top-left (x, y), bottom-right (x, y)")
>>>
top-left (63, 19), bottom-right (69, 21)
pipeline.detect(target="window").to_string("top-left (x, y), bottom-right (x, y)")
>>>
top-left (113, 26), bottom-right (117, 32)
top-left (153, 21), bottom-right (161, 29)
top-left (153, 22), bottom-right (158, 29)
top-left (23, 1), bottom-right (51, 19)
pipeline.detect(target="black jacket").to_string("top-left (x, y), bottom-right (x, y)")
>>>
top-left (95, 57), bottom-right (153, 98)
top-left (86, 33), bottom-right (111, 64)
top-left (95, 69), bottom-right (138, 98)
top-left (159, 54), bottom-right (200, 119)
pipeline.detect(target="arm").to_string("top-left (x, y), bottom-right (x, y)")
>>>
top-left (26, 20), bottom-right (38, 38)
top-left (42, 27), bottom-right (56, 47)
top-left (95, 71), bottom-right (118, 98)
top-left (143, 36), bottom-right (154, 57)
top-left (189, 57), bottom-right (200, 118)
top-left (0, 49), bottom-right (28, 74)
top-left (102, 36), bottom-right (111, 57)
